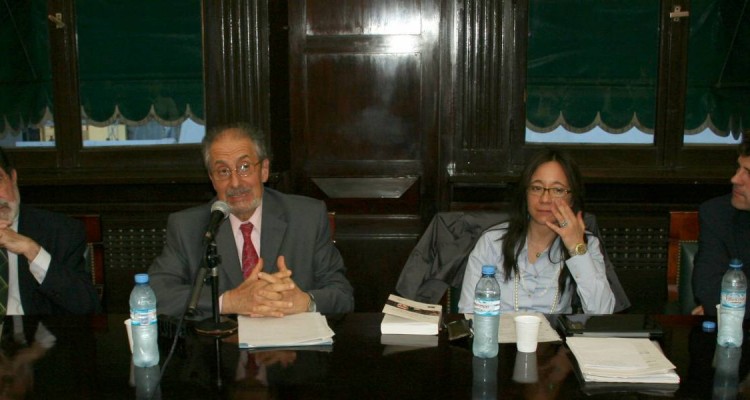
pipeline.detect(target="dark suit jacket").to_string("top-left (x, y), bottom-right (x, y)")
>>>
top-left (16, 205), bottom-right (100, 314)
top-left (693, 194), bottom-right (750, 316)
top-left (149, 187), bottom-right (354, 319)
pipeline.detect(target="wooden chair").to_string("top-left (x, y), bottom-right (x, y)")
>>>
top-left (666, 211), bottom-right (699, 314)
top-left (73, 215), bottom-right (105, 307)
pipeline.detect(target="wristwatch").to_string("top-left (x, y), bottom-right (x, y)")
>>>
top-left (307, 293), bottom-right (317, 312)
top-left (569, 242), bottom-right (588, 256)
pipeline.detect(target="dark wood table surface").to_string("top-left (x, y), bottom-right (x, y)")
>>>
top-left (1, 312), bottom-right (746, 399)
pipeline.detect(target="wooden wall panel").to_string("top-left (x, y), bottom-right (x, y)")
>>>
top-left (289, 0), bottom-right (439, 217)
top-left (304, 54), bottom-right (421, 161)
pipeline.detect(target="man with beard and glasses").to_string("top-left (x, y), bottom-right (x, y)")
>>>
top-left (149, 123), bottom-right (354, 319)
top-left (692, 134), bottom-right (750, 317)
top-left (0, 148), bottom-right (100, 315)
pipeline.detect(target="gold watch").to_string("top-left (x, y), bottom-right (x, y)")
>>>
top-left (569, 242), bottom-right (587, 256)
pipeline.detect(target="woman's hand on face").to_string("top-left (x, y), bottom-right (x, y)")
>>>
top-left (545, 199), bottom-right (585, 250)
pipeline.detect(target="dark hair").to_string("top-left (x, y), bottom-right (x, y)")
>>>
top-left (739, 134), bottom-right (750, 157)
top-left (201, 122), bottom-right (269, 170)
top-left (0, 147), bottom-right (14, 176)
top-left (499, 148), bottom-right (586, 296)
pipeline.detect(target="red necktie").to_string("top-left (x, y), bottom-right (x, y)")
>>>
top-left (240, 223), bottom-right (258, 279)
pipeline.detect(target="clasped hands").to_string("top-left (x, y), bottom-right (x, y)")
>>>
top-left (222, 255), bottom-right (311, 317)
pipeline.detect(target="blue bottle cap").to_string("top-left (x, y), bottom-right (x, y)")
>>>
top-left (481, 265), bottom-right (496, 275)
top-left (135, 273), bottom-right (149, 284)
top-left (702, 320), bottom-right (716, 332)
top-left (730, 258), bottom-right (743, 269)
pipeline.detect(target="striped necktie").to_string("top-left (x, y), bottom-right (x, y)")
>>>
top-left (0, 249), bottom-right (8, 317)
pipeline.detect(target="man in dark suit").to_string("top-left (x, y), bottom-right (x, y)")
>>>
top-left (692, 135), bottom-right (750, 317)
top-left (149, 123), bottom-right (354, 319)
top-left (0, 148), bottom-right (100, 315)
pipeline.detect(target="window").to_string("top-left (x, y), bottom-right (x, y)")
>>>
top-left (525, 0), bottom-right (748, 147)
top-left (0, 0), bottom-right (204, 149)
top-left (683, 0), bottom-right (748, 145)
top-left (525, 0), bottom-right (659, 144)
top-left (76, 0), bottom-right (205, 147)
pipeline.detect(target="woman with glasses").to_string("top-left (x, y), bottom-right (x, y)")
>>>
top-left (457, 148), bottom-right (615, 314)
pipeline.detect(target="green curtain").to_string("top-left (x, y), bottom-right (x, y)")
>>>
top-left (76, 0), bottom-right (203, 125)
top-left (0, 1), bottom-right (52, 134)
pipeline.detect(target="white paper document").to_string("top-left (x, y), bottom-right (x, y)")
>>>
top-left (381, 294), bottom-right (442, 335)
top-left (566, 337), bottom-right (680, 384)
top-left (237, 312), bottom-right (334, 349)
top-left (466, 311), bottom-right (561, 343)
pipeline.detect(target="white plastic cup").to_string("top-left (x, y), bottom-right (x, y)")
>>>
top-left (514, 315), bottom-right (541, 353)
top-left (125, 318), bottom-right (133, 353)
top-left (512, 350), bottom-right (539, 383)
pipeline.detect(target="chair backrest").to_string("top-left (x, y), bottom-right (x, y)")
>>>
top-left (666, 211), bottom-right (699, 314)
top-left (72, 215), bottom-right (105, 305)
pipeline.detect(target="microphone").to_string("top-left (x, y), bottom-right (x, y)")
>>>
top-left (203, 201), bottom-right (230, 245)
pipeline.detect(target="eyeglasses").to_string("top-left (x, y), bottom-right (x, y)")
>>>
top-left (213, 160), bottom-right (262, 180)
top-left (527, 185), bottom-right (571, 198)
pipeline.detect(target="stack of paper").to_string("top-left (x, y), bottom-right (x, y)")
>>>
top-left (566, 337), bottom-right (680, 384)
top-left (237, 312), bottom-right (334, 348)
top-left (381, 294), bottom-right (442, 335)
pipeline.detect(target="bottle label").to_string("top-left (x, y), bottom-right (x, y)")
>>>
top-left (131, 308), bottom-right (158, 326)
top-left (721, 291), bottom-right (747, 308)
top-left (474, 299), bottom-right (500, 316)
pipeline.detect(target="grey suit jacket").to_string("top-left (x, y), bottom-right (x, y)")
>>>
top-left (149, 187), bottom-right (354, 319)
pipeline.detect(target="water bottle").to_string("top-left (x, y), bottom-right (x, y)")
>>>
top-left (473, 265), bottom-right (501, 358)
top-left (130, 273), bottom-right (160, 367)
top-left (717, 259), bottom-right (746, 347)
top-left (472, 356), bottom-right (498, 399)
top-left (713, 345), bottom-right (741, 400)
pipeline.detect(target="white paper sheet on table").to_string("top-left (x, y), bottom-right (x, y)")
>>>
top-left (465, 311), bottom-right (561, 343)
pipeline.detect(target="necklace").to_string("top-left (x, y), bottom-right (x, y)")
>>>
top-left (513, 264), bottom-right (562, 313)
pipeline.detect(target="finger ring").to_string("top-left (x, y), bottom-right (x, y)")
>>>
top-left (559, 220), bottom-right (569, 228)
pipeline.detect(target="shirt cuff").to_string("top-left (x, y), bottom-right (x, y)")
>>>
top-left (29, 247), bottom-right (51, 283)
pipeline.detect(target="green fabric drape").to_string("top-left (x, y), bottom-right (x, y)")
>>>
top-left (76, 0), bottom-right (204, 126)
top-left (0, 1), bottom-right (52, 134)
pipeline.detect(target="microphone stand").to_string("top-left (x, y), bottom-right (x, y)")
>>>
top-left (192, 239), bottom-right (238, 337)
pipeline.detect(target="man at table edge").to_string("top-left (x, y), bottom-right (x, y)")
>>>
top-left (692, 134), bottom-right (750, 317)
